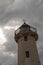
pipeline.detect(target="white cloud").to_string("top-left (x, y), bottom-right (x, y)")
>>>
top-left (3, 52), bottom-right (16, 57)
top-left (4, 26), bottom-right (14, 30)
top-left (0, 28), bottom-right (7, 45)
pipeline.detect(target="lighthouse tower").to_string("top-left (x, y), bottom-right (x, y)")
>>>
top-left (14, 22), bottom-right (41, 65)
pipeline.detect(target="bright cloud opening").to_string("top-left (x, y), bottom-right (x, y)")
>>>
top-left (4, 26), bottom-right (15, 30)
top-left (0, 28), bottom-right (7, 45)
top-left (4, 25), bottom-right (20, 30)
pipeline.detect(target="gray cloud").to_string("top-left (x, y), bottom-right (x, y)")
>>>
top-left (0, 0), bottom-right (43, 65)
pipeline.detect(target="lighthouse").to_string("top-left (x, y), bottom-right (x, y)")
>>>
top-left (14, 22), bottom-right (41, 65)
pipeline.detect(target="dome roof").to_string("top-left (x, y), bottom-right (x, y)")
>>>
top-left (20, 22), bottom-right (30, 29)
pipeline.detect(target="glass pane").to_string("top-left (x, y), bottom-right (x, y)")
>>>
top-left (25, 51), bottom-right (29, 58)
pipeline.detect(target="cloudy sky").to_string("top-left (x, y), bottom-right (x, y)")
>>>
top-left (0, 0), bottom-right (43, 65)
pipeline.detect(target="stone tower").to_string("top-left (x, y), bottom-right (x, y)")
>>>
top-left (14, 22), bottom-right (41, 65)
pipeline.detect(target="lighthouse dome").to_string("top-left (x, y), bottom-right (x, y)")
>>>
top-left (20, 22), bottom-right (30, 29)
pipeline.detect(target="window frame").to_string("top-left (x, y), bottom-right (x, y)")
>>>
top-left (25, 51), bottom-right (30, 58)
top-left (24, 36), bottom-right (28, 41)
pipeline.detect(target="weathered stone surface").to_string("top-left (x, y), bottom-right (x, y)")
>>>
top-left (18, 36), bottom-right (41, 65)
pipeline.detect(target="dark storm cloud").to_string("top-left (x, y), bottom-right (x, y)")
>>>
top-left (0, 54), bottom-right (17, 65)
top-left (0, 0), bottom-right (43, 26)
top-left (0, 0), bottom-right (15, 26)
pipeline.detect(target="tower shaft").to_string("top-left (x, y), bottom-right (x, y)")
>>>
top-left (18, 36), bottom-right (41, 65)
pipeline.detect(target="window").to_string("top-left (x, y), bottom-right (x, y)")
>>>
top-left (24, 36), bottom-right (28, 41)
top-left (25, 51), bottom-right (29, 58)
